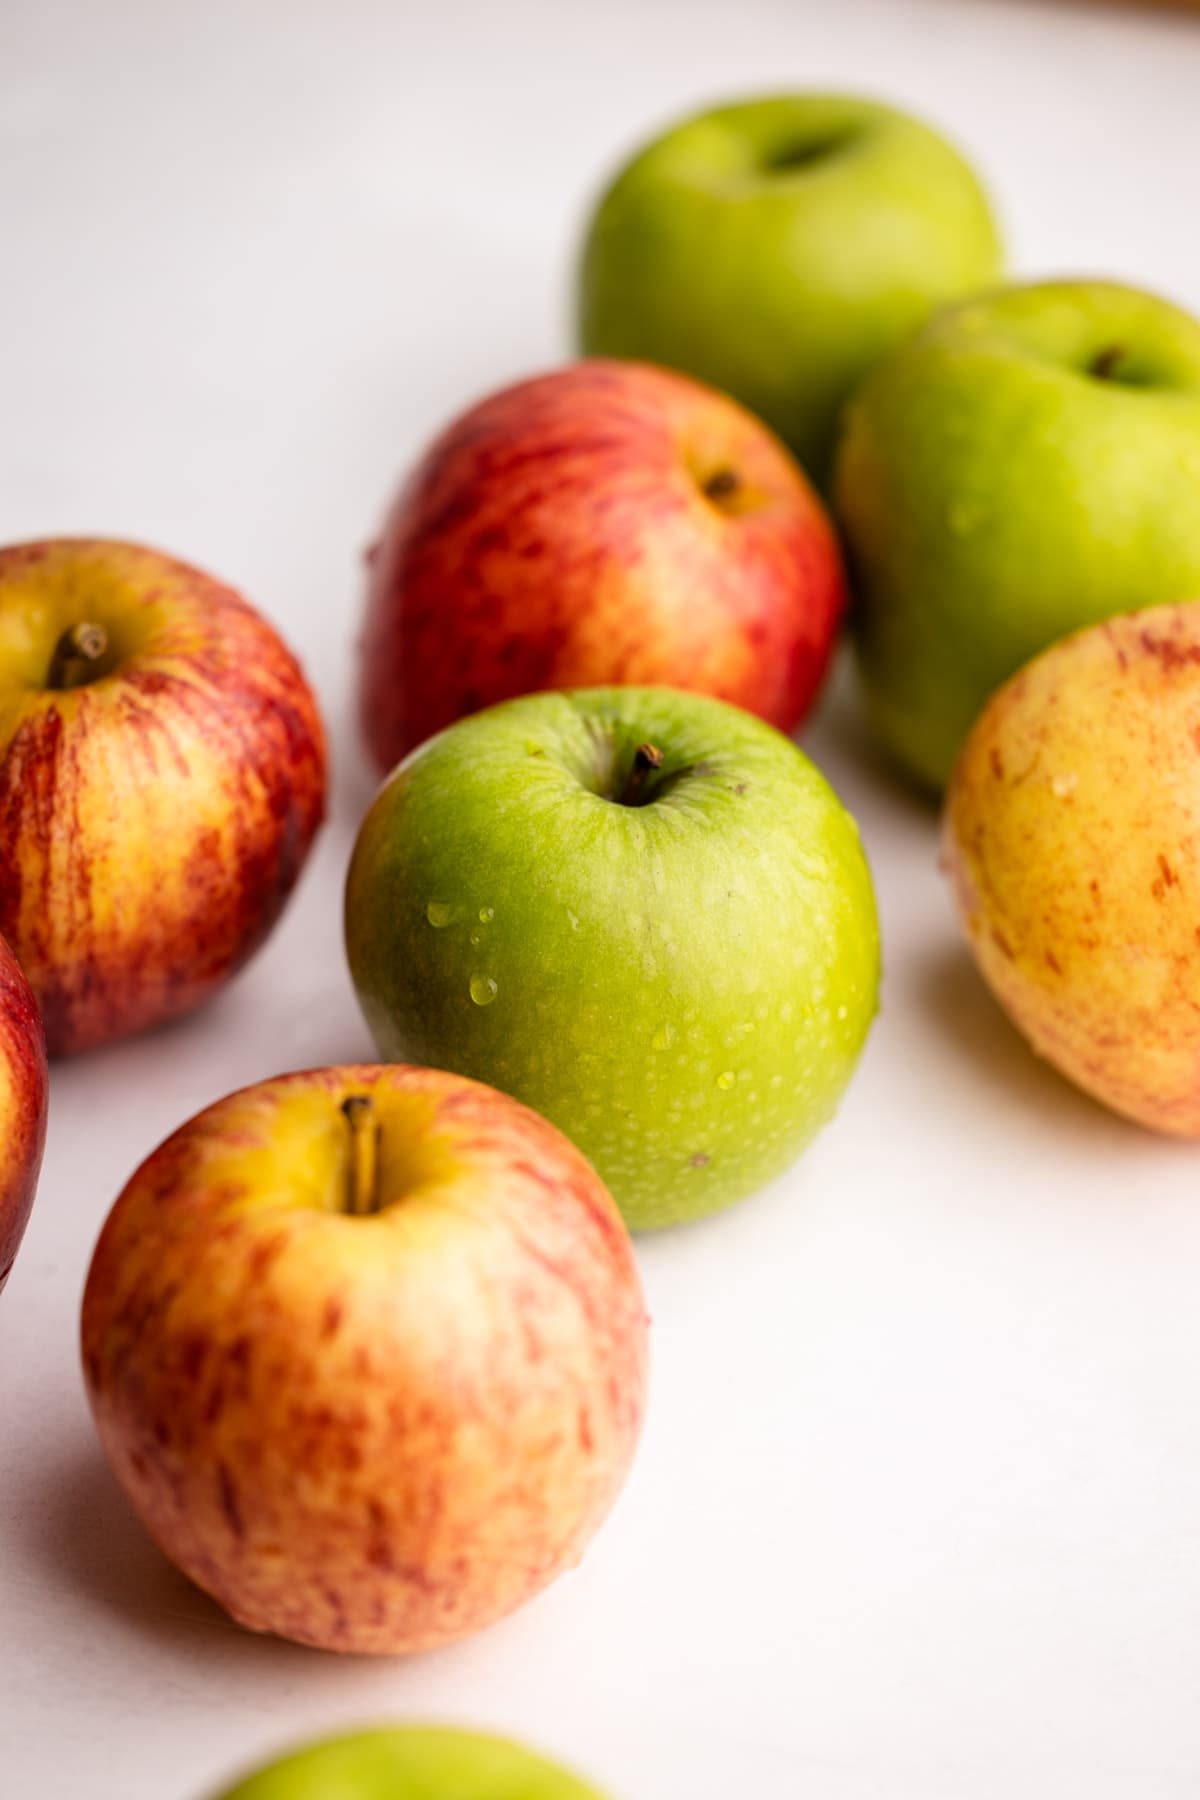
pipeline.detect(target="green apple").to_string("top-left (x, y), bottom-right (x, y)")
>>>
top-left (577, 93), bottom-right (1002, 485)
top-left (837, 278), bottom-right (1200, 793)
top-left (345, 687), bottom-right (879, 1230)
top-left (208, 1725), bottom-right (608, 1799)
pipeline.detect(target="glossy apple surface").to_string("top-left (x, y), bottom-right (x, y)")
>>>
top-left (345, 687), bottom-right (880, 1230)
top-left (578, 94), bottom-right (1001, 485)
top-left (359, 360), bottom-right (844, 771)
top-left (945, 601), bottom-right (1200, 1133)
top-left (0, 933), bottom-right (48, 1293)
top-left (838, 280), bottom-right (1200, 791)
top-left (82, 1064), bottom-right (647, 1654)
top-left (0, 539), bottom-right (327, 1054)
top-left (209, 1725), bottom-right (608, 1800)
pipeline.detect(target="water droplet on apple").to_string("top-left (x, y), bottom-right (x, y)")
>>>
top-left (716, 1070), bottom-right (736, 1091)
top-left (469, 974), bottom-right (498, 1006)
top-left (469, 929), bottom-right (484, 946)
top-left (479, 906), bottom-right (495, 923)
top-left (426, 901), bottom-right (454, 927)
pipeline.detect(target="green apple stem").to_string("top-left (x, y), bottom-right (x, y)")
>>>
top-left (618, 741), bottom-right (664, 807)
top-left (47, 621), bottom-right (109, 690)
top-left (341, 1094), bottom-right (382, 1216)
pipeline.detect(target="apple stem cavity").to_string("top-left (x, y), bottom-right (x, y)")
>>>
top-left (47, 620), bottom-right (109, 691)
top-left (340, 1094), bottom-right (382, 1216)
top-left (617, 741), bottom-right (665, 807)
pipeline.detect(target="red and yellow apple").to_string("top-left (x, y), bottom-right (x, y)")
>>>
top-left (81, 1064), bottom-right (648, 1655)
top-left (0, 539), bottom-right (327, 1056)
top-left (359, 359), bottom-right (845, 769)
top-left (0, 932), bottom-right (48, 1293)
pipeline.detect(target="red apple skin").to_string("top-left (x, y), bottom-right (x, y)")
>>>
top-left (81, 1064), bottom-right (648, 1656)
top-left (0, 541), bottom-right (327, 1056)
top-left (359, 359), bottom-right (846, 769)
top-left (0, 934), bottom-right (48, 1293)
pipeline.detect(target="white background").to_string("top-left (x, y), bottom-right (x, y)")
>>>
top-left (3, 1), bottom-right (1200, 1795)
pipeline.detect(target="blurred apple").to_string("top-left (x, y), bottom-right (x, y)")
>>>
top-left (578, 94), bottom-right (1002, 485)
top-left (0, 932), bottom-right (47, 1294)
top-left (359, 360), bottom-right (844, 771)
top-left (208, 1725), bottom-right (609, 1800)
top-left (0, 539), bottom-right (327, 1054)
top-left (82, 1064), bottom-right (648, 1654)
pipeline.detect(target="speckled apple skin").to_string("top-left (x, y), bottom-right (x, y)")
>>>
top-left (0, 540), bottom-right (327, 1055)
top-left (0, 933), bottom-right (48, 1293)
top-left (210, 1725), bottom-right (609, 1800)
top-left (81, 1065), bottom-right (648, 1655)
top-left (359, 359), bottom-right (844, 770)
top-left (943, 601), bottom-right (1200, 1133)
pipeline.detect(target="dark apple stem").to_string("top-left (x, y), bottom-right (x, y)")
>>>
top-left (618, 742), bottom-right (664, 807)
top-left (702, 468), bottom-right (741, 505)
top-left (341, 1094), bottom-right (381, 1216)
top-left (1090, 344), bottom-right (1126, 381)
top-left (47, 621), bottom-right (108, 690)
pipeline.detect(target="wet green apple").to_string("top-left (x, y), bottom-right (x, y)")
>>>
top-left (209, 1725), bottom-right (608, 1799)
top-left (345, 687), bottom-right (880, 1230)
top-left (577, 93), bottom-right (1001, 485)
top-left (837, 279), bottom-right (1200, 791)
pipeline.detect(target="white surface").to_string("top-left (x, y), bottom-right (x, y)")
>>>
top-left (3, 0), bottom-right (1200, 1794)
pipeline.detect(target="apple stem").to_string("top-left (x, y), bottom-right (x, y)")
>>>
top-left (47, 621), bottom-right (109, 690)
top-left (341, 1094), bottom-right (382, 1216)
top-left (1090, 344), bottom-right (1126, 381)
top-left (702, 468), bottom-right (741, 506)
top-left (618, 742), bottom-right (664, 807)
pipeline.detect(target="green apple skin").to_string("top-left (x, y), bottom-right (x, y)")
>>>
top-left (209, 1726), bottom-right (607, 1800)
top-left (577, 93), bottom-right (1002, 485)
top-left (345, 688), bottom-right (879, 1231)
top-left (837, 279), bottom-right (1200, 793)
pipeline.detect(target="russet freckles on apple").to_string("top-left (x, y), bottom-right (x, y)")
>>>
top-left (358, 358), bottom-right (844, 771)
top-left (0, 539), bottom-right (327, 1055)
top-left (81, 1064), bottom-right (648, 1655)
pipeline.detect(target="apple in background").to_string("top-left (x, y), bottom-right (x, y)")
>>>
top-left (837, 279), bottom-right (1200, 793)
top-left (0, 933), bottom-right (48, 1294)
top-left (358, 359), bottom-right (844, 772)
top-left (577, 94), bottom-right (1002, 486)
top-left (345, 687), bottom-right (880, 1231)
top-left (0, 539), bottom-right (327, 1054)
top-left (207, 1725), bottom-right (609, 1800)
top-left (82, 1064), bottom-right (647, 1655)
top-left (944, 601), bottom-right (1200, 1134)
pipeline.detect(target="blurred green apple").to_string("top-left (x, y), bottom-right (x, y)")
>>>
top-left (209, 1725), bottom-right (608, 1799)
top-left (345, 687), bottom-right (879, 1230)
top-left (837, 279), bottom-right (1200, 792)
top-left (577, 93), bottom-right (1001, 484)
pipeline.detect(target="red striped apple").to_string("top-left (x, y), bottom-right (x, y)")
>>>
top-left (359, 359), bottom-right (845, 769)
top-left (0, 933), bottom-right (48, 1294)
top-left (0, 539), bottom-right (327, 1055)
top-left (81, 1064), bottom-right (648, 1655)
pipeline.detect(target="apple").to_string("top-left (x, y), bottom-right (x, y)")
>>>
top-left (944, 601), bottom-right (1200, 1134)
top-left (207, 1725), bottom-right (609, 1800)
top-left (0, 932), bottom-right (48, 1294)
top-left (837, 278), bottom-right (1200, 792)
top-left (345, 687), bottom-right (880, 1230)
top-left (576, 93), bottom-right (1002, 486)
top-left (358, 359), bottom-right (845, 772)
top-left (81, 1063), bottom-right (648, 1655)
top-left (0, 538), bottom-right (327, 1055)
